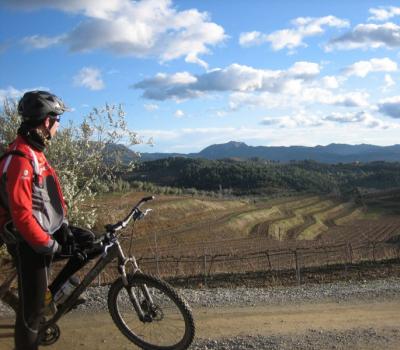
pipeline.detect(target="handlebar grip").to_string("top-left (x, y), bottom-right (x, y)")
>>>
top-left (142, 195), bottom-right (155, 202)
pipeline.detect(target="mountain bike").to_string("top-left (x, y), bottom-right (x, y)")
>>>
top-left (0, 196), bottom-right (195, 350)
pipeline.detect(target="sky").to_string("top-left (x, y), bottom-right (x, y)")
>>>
top-left (2, 1), bottom-right (400, 153)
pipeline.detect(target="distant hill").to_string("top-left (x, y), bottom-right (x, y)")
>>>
top-left (125, 156), bottom-right (400, 195)
top-left (138, 141), bottom-right (400, 163)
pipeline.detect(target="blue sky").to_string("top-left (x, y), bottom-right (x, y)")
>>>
top-left (2, 1), bottom-right (400, 153)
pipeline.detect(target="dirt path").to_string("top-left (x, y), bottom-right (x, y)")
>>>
top-left (1, 300), bottom-right (399, 349)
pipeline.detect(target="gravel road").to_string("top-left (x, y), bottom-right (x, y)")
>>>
top-left (1, 277), bottom-right (400, 349)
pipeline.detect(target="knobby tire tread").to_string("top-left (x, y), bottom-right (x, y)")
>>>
top-left (108, 273), bottom-right (195, 350)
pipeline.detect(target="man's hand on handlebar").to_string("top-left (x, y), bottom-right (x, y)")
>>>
top-left (54, 223), bottom-right (74, 245)
top-left (53, 223), bottom-right (84, 260)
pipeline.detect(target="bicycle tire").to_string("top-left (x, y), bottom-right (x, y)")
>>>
top-left (108, 273), bottom-right (195, 350)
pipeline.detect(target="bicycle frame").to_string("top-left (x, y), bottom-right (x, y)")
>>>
top-left (0, 196), bottom-right (157, 331)
top-left (42, 232), bottom-right (154, 330)
top-left (43, 241), bottom-right (119, 327)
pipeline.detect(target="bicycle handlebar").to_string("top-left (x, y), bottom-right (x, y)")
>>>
top-left (105, 195), bottom-right (155, 233)
top-left (54, 197), bottom-right (155, 259)
top-left (74, 196), bottom-right (155, 258)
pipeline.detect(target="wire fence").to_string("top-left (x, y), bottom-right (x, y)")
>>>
top-left (93, 240), bottom-right (400, 286)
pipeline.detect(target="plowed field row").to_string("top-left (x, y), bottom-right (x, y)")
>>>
top-left (94, 192), bottom-right (400, 261)
top-left (320, 218), bottom-right (400, 245)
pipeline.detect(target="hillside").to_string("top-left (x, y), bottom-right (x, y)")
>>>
top-left (93, 190), bottom-right (400, 259)
top-left (126, 157), bottom-right (400, 195)
top-left (138, 141), bottom-right (400, 163)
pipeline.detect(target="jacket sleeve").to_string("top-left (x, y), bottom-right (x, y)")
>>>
top-left (50, 166), bottom-right (68, 218)
top-left (6, 155), bottom-right (59, 254)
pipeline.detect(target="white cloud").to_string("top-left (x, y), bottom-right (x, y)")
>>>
top-left (229, 92), bottom-right (283, 110)
top-left (0, 86), bottom-right (49, 104)
top-left (343, 57), bottom-right (397, 77)
top-left (0, 86), bottom-right (25, 103)
top-left (320, 76), bottom-right (341, 89)
top-left (382, 74), bottom-right (395, 91)
top-left (260, 110), bottom-right (388, 129)
top-left (287, 61), bottom-right (321, 78)
top-left (73, 67), bottom-right (105, 90)
top-left (229, 88), bottom-right (369, 111)
top-left (239, 31), bottom-right (267, 47)
top-left (134, 71), bottom-right (201, 100)
top-left (174, 109), bottom-right (185, 118)
top-left (261, 111), bottom-right (323, 128)
top-left (368, 6), bottom-right (400, 22)
top-left (323, 111), bottom-right (388, 128)
top-left (240, 15), bottom-right (349, 51)
top-left (130, 61), bottom-right (364, 110)
top-left (134, 61), bottom-right (321, 100)
top-left (10, 0), bottom-right (226, 67)
top-left (21, 34), bottom-right (65, 49)
top-left (185, 53), bottom-right (209, 70)
top-left (2, 0), bottom-right (126, 19)
top-left (378, 96), bottom-right (400, 118)
top-left (144, 103), bottom-right (159, 111)
top-left (298, 88), bottom-right (369, 107)
top-left (329, 92), bottom-right (370, 107)
top-left (327, 22), bottom-right (400, 51)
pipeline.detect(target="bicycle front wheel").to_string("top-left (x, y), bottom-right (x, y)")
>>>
top-left (108, 273), bottom-right (195, 350)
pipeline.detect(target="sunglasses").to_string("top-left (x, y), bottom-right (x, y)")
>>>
top-left (49, 115), bottom-right (61, 122)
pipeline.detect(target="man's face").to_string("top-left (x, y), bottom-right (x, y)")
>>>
top-left (44, 116), bottom-right (60, 138)
top-left (49, 119), bottom-right (60, 138)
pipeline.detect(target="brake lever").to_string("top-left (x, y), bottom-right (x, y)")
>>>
top-left (138, 208), bottom-right (152, 220)
top-left (102, 242), bottom-right (113, 257)
top-left (143, 208), bottom-right (153, 215)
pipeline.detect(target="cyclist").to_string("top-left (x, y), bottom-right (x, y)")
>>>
top-left (0, 91), bottom-right (92, 350)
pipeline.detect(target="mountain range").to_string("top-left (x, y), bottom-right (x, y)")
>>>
top-left (135, 141), bottom-right (400, 163)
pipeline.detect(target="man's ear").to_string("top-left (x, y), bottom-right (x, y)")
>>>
top-left (43, 116), bottom-right (50, 128)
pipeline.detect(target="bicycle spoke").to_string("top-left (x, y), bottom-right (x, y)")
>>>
top-left (114, 282), bottom-right (188, 347)
top-left (109, 273), bottom-right (194, 349)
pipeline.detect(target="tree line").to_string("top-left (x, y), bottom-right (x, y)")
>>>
top-left (126, 157), bottom-right (400, 196)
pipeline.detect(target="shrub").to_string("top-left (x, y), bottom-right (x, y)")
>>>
top-left (0, 100), bottom-right (144, 232)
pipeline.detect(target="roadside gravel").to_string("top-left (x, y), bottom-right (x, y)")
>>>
top-left (190, 328), bottom-right (400, 350)
top-left (1, 277), bottom-right (399, 315)
top-left (80, 277), bottom-right (400, 349)
top-left (1, 277), bottom-right (399, 349)
top-left (81, 276), bottom-right (400, 311)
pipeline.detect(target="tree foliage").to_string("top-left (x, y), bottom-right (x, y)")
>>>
top-left (0, 100), bottom-right (142, 229)
top-left (129, 157), bottom-right (400, 197)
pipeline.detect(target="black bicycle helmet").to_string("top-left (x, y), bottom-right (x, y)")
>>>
top-left (18, 90), bottom-right (69, 126)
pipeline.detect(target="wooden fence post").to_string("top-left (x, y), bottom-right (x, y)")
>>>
top-left (324, 247), bottom-right (329, 268)
top-left (294, 250), bottom-right (301, 285)
top-left (154, 252), bottom-right (160, 277)
top-left (348, 243), bottom-right (353, 264)
top-left (175, 257), bottom-right (181, 277)
top-left (372, 242), bottom-right (376, 262)
top-left (203, 253), bottom-right (207, 287)
top-left (266, 251), bottom-right (272, 271)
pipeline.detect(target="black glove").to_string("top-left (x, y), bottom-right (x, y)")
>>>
top-left (54, 223), bottom-right (75, 256)
top-left (55, 223), bottom-right (74, 245)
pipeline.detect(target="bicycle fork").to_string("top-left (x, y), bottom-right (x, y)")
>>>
top-left (116, 241), bottom-right (155, 323)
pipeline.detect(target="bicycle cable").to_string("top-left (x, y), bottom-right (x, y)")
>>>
top-left (128, 220), bottom-right (136, 258)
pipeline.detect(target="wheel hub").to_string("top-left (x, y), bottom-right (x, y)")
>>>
top-left (140, 300), bottom-right (164, 322)
top-left (39, 323), bottom-right (60, 346)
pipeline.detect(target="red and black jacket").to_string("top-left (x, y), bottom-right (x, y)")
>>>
top-left (0, 136), bottom-right (66, 254)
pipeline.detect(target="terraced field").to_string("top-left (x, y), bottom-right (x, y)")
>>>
top-left (86, 191), bottom-right (400, 266)
top-left (2, 190), bottom-right (399, 286)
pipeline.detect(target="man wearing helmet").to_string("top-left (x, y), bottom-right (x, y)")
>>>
top-left (0, 91), bottom-right (90, 350)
